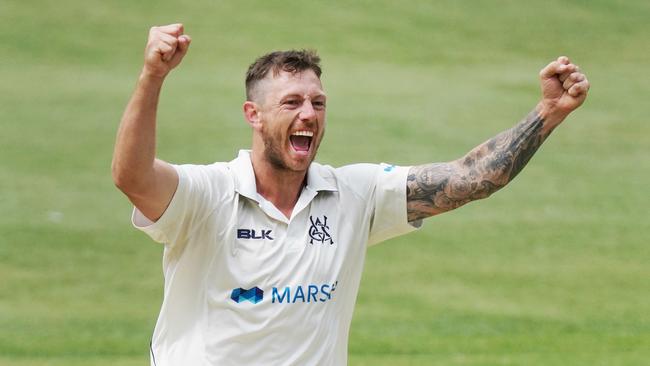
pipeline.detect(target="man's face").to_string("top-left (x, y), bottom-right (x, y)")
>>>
top-left (254, 69), bottom-right (327, 172)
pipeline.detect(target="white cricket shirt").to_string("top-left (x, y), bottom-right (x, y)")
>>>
top-left (132, 150), bottom-right (419, 366)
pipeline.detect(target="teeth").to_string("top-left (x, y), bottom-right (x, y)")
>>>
top-left (292, 131), bottom-right (314, 137)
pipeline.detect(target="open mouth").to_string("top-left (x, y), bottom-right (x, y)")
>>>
top-left (289, 130), bottom-right (313, 153)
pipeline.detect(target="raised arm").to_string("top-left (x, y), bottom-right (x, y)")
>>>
top-left (111, 24), bottom-right (191, 222)
top-left (407, 56), bottom-right (590, 222)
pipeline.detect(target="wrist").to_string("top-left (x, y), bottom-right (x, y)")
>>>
top-left (536, 101), bottom-right (568, 134)
top-left (139, 67), bottom-right (167, 84)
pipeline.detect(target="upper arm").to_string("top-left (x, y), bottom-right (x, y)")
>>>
top-left (406, 161), bottom-right (496, 221)
top-left (119, 158), bottom-right (179, 222)
top-left (337, 163), bottom-right (419, 246)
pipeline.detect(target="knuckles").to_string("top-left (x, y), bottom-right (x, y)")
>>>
top-left (148, 24), bottom-right (183, 35)
top-left (147, 29), bottom-right (180, 46)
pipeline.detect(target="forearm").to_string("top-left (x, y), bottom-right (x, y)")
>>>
top-left (459, 106), bottom-right (551, 187)
top-left (407, 56), bottom-right (590, 222)
top-left (407, 106), bottom-right (553, 221)
top-left (111, 72), bottom-right (165, 191)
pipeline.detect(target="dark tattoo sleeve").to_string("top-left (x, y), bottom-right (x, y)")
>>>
top-left (407, 110), bottom-right (549, 222)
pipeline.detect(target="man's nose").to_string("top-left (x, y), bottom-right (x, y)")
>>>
top-left (299, 100), bottom-right (316, 121)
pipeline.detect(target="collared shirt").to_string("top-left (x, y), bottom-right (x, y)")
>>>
top-left (133, 150), bottom-right (419, 366)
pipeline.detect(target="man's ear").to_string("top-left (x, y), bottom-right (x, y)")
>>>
top-left (243, 101), bottom-right (262, 130)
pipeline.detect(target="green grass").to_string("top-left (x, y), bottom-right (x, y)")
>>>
top-left (1, 0), bottom-right (649, 365)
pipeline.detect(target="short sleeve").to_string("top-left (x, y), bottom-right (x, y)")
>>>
top-left (367, 164), bottom-right (421, 246)
top-left (131, 163), bottom-right (232, 247)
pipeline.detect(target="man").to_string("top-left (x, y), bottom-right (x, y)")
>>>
top-left (112, 24), bottom-right (589, 366)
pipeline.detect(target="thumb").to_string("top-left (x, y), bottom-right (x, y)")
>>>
top-left (169, 35), bottom-right (191, 67)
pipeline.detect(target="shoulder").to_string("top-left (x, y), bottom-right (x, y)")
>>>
top-left (172, 161), bottom-right (236, 198)
top-left (174, 161), bottom-right (232, 181)
top-left (310, 162), bottom-right (381, 199)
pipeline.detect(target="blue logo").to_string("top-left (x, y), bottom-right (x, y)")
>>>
top-left (237, 229), bottom-right (273, 240)
top-left (308, 215), bottom-right (333, 245)
top-left (272, 281), bottom-right (338, 304)
top-left (230, 287), bottom-right (264, 304)
top-left (383, 164), bottom-right (395, 172)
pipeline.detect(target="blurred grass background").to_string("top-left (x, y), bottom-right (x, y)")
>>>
top-left (1, 0), bottom-right (648, 365)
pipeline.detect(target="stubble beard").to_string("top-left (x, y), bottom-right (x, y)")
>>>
top-left (263, 133), bottom-right (291, 171)
top-left (261, 128), bottom-right (322, 173)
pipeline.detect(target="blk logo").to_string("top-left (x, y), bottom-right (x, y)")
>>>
top-left (230, 287), bottom-right (264, 304)
top-left (308, 215), bottom-right (334, 245)
top-left (237, 229), bottom-right (273, 240)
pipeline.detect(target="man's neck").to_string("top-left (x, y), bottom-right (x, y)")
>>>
top-left (251, 156), bottom-right (307, 219)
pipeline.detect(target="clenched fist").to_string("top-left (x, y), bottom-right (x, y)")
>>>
top-left (538, 56), bottom-right (590, 125)
top-left (142, 23), bottom-right (191, 79)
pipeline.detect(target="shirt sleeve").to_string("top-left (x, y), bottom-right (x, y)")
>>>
top-left (131, 163), bottom-right (232, 247)
top-left (367, 163), bottom-right (421, 246)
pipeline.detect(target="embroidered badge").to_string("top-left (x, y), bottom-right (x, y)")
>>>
top-left (308, 215), bottom-right (334, 245)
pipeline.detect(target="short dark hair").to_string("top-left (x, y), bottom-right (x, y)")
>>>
top-left (245, 49), bottom-right (322, 101)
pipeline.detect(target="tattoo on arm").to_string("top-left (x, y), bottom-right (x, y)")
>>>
top-left (407, 110), bottom-right (549, 221)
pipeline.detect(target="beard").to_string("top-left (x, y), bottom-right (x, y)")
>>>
top-left (263, 131), bottom-right (290, 170)
top-left (260, 125), bottom-right (322, 172)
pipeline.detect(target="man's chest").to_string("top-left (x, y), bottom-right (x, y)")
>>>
top-left (196, 192), bottom-right (368, 299)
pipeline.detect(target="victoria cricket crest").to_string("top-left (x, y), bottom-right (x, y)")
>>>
top-left (308, 215), bottom-right (334, 245)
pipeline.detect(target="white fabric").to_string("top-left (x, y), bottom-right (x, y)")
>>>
top-left (133, 150), bottom-right (419, 366)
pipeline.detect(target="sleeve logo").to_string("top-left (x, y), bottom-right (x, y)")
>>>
top-left (383, 164), bottom-right (395, 172)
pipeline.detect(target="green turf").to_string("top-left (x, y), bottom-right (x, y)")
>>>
top-left (1, 0), bottom-right (648, 365)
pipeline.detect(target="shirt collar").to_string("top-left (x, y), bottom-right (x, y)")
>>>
top-left (229, 150), bottom-right (337, 202)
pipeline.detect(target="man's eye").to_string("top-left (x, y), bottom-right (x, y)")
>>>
top-left (284, 100), bottom-right (300, 106)
top-left (313, 101), bottom-right (326, 108)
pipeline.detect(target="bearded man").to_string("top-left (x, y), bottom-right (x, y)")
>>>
top-left (112, 23), bottom-right (590, 366)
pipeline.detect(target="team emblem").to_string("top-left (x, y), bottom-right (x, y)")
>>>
top-left (308, 215), bottom-right (334, 245)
